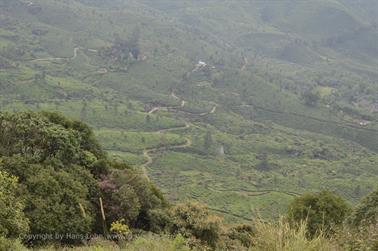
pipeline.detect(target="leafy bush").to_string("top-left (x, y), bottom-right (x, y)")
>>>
top-left (335, 224), bottom-right (378, 251)
top-left (0, 236), bottom-right (28, 251)
top-left (224, 224), bottom-right (254, 249)
top-left (110, 219), bottom-right (131, 240)
top-left (170, 202), bottom-right (222, 249)
top-left (287, 190), bottom-right (351, 237)
top-left (0, 112), bottom-right (82, 164)
top-left (123, 234), bottom-right (190, 251)
top-left (24, 166), bottom-right (95, 243)
top-left (145, 208), bottom-right (172, 233)
top-left (347, 189), bottom-right (378, 227)
top-left (99, 168), bottom-right (168, 229)
top-left (0, 112), bottom-right (168, 244)
top-left (337, 189), bottom-right (378, 250)
top-left (302, 89), bottom-right (320, 107)
top-left (0, 171), bottom-right (29, 238)
top-left (41, 112), bottom-right (105, 160)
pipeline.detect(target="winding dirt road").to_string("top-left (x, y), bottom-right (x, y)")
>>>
top-left (141, 122), bottom-right (192, 180)
top-left (171, 91), bottom-right (186, 108)
top-left (142, 91), bottom-right (193, 179)
top-left (170, 91), bottom-right (179, 100)
top-left (148, 90), bottom-right (217, 116)
top-left (142, 91), bottom-right (218, 179)
top-left (199, 105), bottom-right (217, 116)
top-left (170, 91), bottom-right (186, 108)
top-left (148, 107), bottom-right (161, 114)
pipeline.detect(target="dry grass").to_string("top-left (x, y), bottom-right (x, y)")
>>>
top-left (335, 223), bottom-right (378, 251)
top-left (249, 217), bottom-right (338, 251)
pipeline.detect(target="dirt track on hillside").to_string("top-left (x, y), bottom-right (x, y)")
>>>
top-left (141, 122), bottom-right (192, 180)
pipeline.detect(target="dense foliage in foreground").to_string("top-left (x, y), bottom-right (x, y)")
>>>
top-left (0, 112), bottom-right (168, 244)
top-left (0, 112), bottom-right (377, 250)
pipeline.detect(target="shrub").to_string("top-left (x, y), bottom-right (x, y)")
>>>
top-left (302, 90), bottom-right (320, 107)
top-left (0, 236), bottom-right (28, 251)
top-left (110, 219), bottom-right (131, 240)
top-left (99, 168), bottom-right (168, 229)
top-left (337, 189), bottom-right (378, 250)
top-left (335, 224), bottom-right (378, 251)
top-left (0, 112), bottom-right (176, 247)
top-left (87, 236), bottom-right (120, 251)
top-left (0, 171), bottom-right (29, 238)
top-left (225, 224), bottom-right (254, 248)
top-left (24, 166), bottom-right (95, 243)
top-left (347, 189), bottom-right (378, 227)
top-left (145, 208), bottom-right (173, 233)
top-left (41, 111), bottom-right (105, 160)
top-left (287, 190), bottom-right (351, 237)
top-left (170, 202), bottom-right (222, 249)
top-left (0, 112), bottom-right (81, 165)
top-left (123, 234), bottom-right (191, 251)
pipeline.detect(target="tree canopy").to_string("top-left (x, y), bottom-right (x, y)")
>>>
top-left (0, 170), bottom-right (29, 238)
top-left (347, 189), bottom-right (378, 227)
top-left (287, 190), bottom-right (351, 237)
top-left (0, 112), bottom-right (167, 244)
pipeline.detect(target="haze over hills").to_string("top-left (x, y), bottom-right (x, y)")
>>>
top-left (0, 0), bottom-right (377, 223)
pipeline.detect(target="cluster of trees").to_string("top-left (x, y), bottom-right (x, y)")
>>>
top-left (99, 29), bottom-right (141, 71)
top-left (0, 112), bottom-right (167, 246)
top-left (0, 112), bottom-right (256, 250)
top-left (302, 89), bottom-right (320, 107)
top-left (166, 190), bottom-right (378, 250)
top-left (288, 190), bottom-right (378, 250)
top-left (0, 112), bottom-right (376, 250)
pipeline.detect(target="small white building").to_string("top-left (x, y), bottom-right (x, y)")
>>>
top-left (198, 60), bottom-right (207, 67)
top-left (359, 120), bottom-right (370, 126)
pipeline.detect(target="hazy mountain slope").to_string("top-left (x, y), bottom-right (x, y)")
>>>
top-left (0, 0), bottom-right (377, 221)
top-left (139, 0), bottom-right (378, 116)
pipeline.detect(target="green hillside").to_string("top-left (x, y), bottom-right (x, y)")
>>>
top-left (0, 0), bottom-right (377, 223)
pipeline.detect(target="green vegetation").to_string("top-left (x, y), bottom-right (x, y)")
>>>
top-left (347, 189), bottom-right (378, 227)
top-left (0, 171), bottom-right (29, 239)
top-left (170, 202), bottom-right (222, 249)
top-left (0, 0), bottom-right (377, 249)
top-left (0, 1), bottom-right (377, 221)
top-left (0, 112), bottom-right (168, 245)
top-left (0, 112), bottom-right (376, 250)
top-left (249, 218), bottom-right (336, 251)
top-left (288, 190), bottom-right (351, 237)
